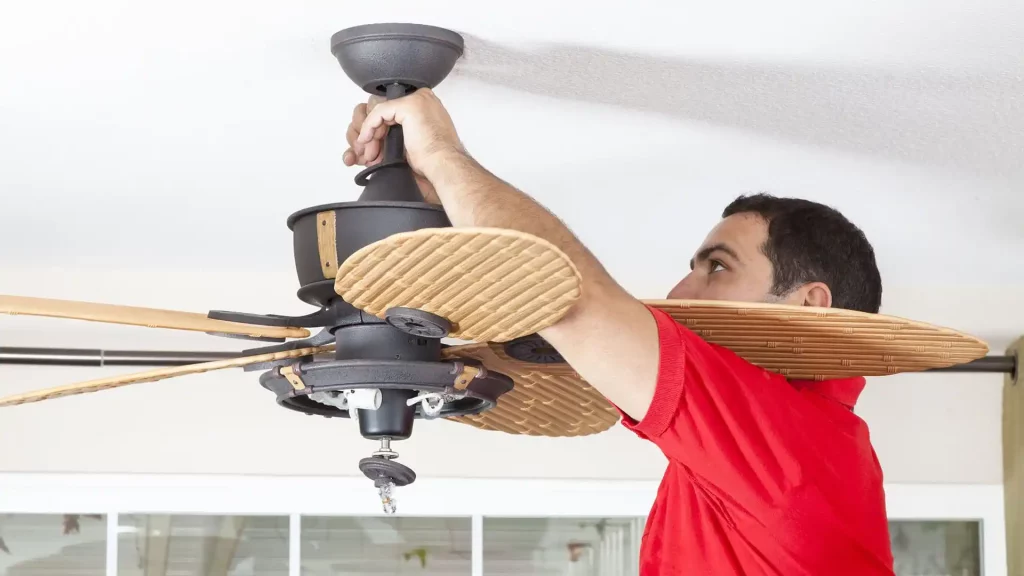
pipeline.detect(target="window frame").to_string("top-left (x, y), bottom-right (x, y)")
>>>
top-left (0, 473), bottom-right (1005, 576)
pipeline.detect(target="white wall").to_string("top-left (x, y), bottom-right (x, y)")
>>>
top-left (0, 360), bottom-right (1007, 485)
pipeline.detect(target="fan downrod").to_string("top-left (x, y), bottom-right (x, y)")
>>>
top-left (286, 22), bottom-right (465, 309)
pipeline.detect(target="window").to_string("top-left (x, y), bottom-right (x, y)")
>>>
top-left (116, 515), bottom-right (289, 576)
top-left (890, 520), bottom-right (981, 576)
top-left (0, 514), bottom-right (106, 576)
top-left (301, 516), bottom-right (471, 575)
top-left (0, 476), bottom-right (1006, 575)
top-left (484, 517), bottom-right (645, 576)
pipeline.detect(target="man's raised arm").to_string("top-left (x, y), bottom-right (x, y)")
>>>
top-left (348, 89), bottom-right (660, 421)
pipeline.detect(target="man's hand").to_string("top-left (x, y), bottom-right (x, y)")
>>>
top-left (342, 95), bottom-right (387, 168)
top-left (342, 89), bottom-right (464, 205)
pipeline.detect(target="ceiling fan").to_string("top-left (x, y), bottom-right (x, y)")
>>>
top-left (0, 23), bottom-right (990, 513)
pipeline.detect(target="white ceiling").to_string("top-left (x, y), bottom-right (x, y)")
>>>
top-left (0, 0), bottom-right (1021, 488)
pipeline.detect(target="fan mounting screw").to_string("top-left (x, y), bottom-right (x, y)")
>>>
top-left (373, 437), bottom-right (399, 459)
top-left (504, 334), bottom-right (566, 364)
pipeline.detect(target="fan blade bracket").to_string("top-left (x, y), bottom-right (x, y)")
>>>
top-left (205, 331), bottom-right (285, 344)
top-left (242, 349), bottom-right (335, 373)
top-left (240, 328), bottom-right (337, 372)
top-left (207, 307), bottom-right (336, 328)
top-left (242, 328), bottom-right (336, 355)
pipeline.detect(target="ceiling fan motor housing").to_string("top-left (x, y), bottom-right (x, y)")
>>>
top-left (287, 22), bottom-right (465, 309)
top-left (286, 202), bottom-right (449, 308)
top-left (207, 24), bottom-right (519, 501)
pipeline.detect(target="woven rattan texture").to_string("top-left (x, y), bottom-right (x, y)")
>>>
top-left (647, 300), bottom-right (989, 379)
top-left (442, 343), bottom-right (620, 436)
top-left (334, 228), bottom-right (581, 343)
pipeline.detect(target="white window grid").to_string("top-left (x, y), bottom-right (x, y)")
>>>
top-left (0, 473), bottom-right (1006, 576)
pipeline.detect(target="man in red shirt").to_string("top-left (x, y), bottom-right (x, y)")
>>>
top-left (343, 89), bottom-right (896, 575)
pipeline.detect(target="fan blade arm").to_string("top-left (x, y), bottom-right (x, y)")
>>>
top-left (0, 295), bottom-right (310, 340)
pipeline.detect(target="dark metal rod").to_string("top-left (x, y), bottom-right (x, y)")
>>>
top-left (0, 347), bottom-right (236, 367)
top-left (0, 346), bottom-right (1016, 375)
top-left (924, 355), bottom-right (1016, 374)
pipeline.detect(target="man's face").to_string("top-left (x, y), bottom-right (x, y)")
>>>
top-left (667, 213), bottom-right (787, 303)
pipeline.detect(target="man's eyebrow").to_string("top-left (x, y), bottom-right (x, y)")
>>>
top-left (689, 243), bottom-right (741, 270)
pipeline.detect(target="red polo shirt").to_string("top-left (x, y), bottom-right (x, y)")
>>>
top-left (621, 306), bottom-right (895, 575)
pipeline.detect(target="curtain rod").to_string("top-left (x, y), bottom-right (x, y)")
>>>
top-left (0, 346), bottom-right (1015, 376)
top-left (0, 347), bottom-right (235, 367)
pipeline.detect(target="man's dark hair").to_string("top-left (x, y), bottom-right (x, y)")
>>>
top-left (722, 193), bottom-right (882, 313)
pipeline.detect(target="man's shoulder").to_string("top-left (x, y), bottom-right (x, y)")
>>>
top-left (644, 304), bottom-right (775, 377)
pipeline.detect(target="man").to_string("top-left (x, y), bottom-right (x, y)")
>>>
top-left (343, 89), bottom-right (895, 575)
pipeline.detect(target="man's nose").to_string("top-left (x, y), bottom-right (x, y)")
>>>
top-left (667, 274), bottom-right (700, 299)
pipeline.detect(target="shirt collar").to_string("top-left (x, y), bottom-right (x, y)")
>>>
top-left (788, 377), bottom-right (866, 410)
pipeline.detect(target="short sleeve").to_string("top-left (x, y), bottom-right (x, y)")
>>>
top-left (617, 306), bottom-right (689, 440)
top-left (616, 305), bottom-right (837, 507)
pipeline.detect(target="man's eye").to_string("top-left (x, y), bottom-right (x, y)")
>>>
top-left (709, 260), bottom-right (726, 273)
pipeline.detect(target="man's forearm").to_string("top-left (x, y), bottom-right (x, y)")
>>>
top-left (421, 151), bottom-right (623, 300)
top-left (420, 150), bottom-right (659, 419)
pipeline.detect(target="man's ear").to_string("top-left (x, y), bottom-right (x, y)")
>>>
top-left (801, 282), bottom-right (833, 308)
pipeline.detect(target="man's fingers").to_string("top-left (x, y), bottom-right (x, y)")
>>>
top-left (357, 101), bottom-right (400, 144)
top-left (373, 124), bottom-right (388, 148)
top-left (343, 97), bottom-right (396, 167)
top-left (343, 144), bottom-right (382, 167)
top-left (351, 102), bottom-right (366, 123)
top-left (362, 139), bottom-right (381, 164)
top-left (346, 123), bottom-right (360, 147)
top-left (348, 95), bottom-right (421, 166)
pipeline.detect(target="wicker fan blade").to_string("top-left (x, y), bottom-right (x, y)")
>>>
top-left (438, 299), bottom-right (990, 435)
top-left (441, 343), bottom-right (619, 437)
top-left (0, 345), bottom-right (331, 407)
top-left (0, 295), bottom-right (310, 340)
top-left (334, 228), bottom-right (582, 343)
top-left (646, 299), bottom-right (989, 379)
